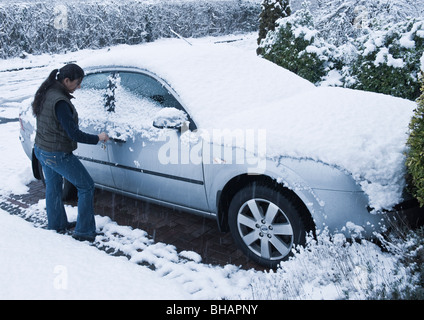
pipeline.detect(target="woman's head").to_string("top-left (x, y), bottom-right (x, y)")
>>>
top-left (32, 63), bottom-right (85, 117)
top-left (57, 63), bottom-right (85, 86)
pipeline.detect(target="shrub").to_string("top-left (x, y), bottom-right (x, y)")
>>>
top-left (256, 0), bottom-right (291, 55)
top-left (406, 75), bottom-right (424, 207)
top-left (349, 20), bottom-right (424, 100)
top-left (258, 2), bottom-right (424, 100)
top-left (258, 6), bottom-right (331, 84)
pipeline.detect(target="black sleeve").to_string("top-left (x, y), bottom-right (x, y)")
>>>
top-left (55, 100), bottom-right (99, 145)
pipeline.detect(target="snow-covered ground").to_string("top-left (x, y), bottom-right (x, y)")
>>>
top-left (0, 34), bottom-right (420, 300)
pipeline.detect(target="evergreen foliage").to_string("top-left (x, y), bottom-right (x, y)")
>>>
top-left (406, 75), bottom-right (424, 207)
top-left (258, 6), bottom-right (333, 84)
top-left (256, 0), bottom-right (291, 55)
top-left (258, 1), bottom-right (424, 100)
top-left (349, 20), bottom-right (424, 100)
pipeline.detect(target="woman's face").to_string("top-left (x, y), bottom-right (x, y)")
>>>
top-left (63, 78), bottom-right (82, 93)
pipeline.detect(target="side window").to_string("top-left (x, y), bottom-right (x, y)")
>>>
top-left (73, 72), bottom-right (113, 129)
top-left (119, 72), bottom-right (183, 110)
top-left (118, 72), bottom-right (196, 131)
top-left (81, 72), bottom-right (111, 90)
top-left (74, 71), bottom-right (196, 141)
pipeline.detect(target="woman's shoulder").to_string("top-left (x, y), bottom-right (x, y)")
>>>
top-left (46, 82), bottom-right (72, 104)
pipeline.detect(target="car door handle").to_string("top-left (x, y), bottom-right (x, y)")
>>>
top-left (111, 138), bottom-right (126, 143)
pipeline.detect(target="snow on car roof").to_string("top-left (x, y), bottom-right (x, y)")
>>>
top-left (79, 38), bottom-right (315, 128)
top-left (78, 39), bottom-right (416, 210)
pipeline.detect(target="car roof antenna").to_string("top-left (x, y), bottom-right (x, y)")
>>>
top-left (169, 27), bottom-right (193, 46)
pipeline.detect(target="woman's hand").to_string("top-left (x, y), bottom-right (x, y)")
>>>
top-left (98, 132), bottom-right (109, 142)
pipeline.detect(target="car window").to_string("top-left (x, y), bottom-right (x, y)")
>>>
top-left (74, 71), bottom-right (193, 141)
top-left (119, 72), bottom-right (184, 110)
top-left (81, 72), bottom-right (110, 90)
top-left (120, 72), bottom-right (196, 131)
top-left (74, 72), bottom-right (111, 130)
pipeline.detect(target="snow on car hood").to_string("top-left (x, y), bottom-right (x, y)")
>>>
top-left (79, 39), bottom-right (416, 210)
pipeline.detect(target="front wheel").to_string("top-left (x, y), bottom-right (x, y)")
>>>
top-left (228, 184), bottom-right (307, 268)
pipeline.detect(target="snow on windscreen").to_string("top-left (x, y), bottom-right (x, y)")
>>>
top-left (73, 72), bottom-right (168, 142)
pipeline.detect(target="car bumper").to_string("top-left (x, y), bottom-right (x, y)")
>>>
top-left (311, 188), bottom-right (394, 238)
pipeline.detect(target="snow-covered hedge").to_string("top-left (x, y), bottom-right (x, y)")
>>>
top-left (259, 8), bottom-right (332, 84)
top-left (0, 0), bottom-right (260, 59)
top-left (258, 1), bottom-right (424, 100)
top-left (348, 20), bottom-right (424, 100)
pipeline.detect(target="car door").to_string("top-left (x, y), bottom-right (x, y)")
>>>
top-left (72, 72), bottom-right (115, 188)
top-left (106, 70), bottom-right (210, 212)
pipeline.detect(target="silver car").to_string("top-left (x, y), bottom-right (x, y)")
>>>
top-left (19, 42), bottom-right (408, 268)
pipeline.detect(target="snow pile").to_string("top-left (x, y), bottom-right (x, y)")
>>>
top-left (79, 39), bottom-right (415, 209)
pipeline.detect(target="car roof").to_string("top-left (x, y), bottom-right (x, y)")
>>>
top-left (79, 39), bottom-right (315, 129)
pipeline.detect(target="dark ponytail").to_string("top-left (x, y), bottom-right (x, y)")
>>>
top-left (31, 63), bottom-right (85, 117)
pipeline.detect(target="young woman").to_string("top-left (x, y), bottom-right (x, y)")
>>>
top-left (32, 63), bottom-right (109, 242)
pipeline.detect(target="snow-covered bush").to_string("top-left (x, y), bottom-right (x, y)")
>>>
top-left (406, 75), bottom-right (424, 207)
top-left (258, 6), bottom-right (336, 84)
top-left (349, 20), bottom-right (424, 100)
top-left (258, 1), bottom-right (424, 100)
top-left (290, 0), bottom-right (424, 46)
top-left (256, 0), bottom-right (291, 55)
top-left (249, 229), bottom-right (423, 300)
top-left (0, 0), bottom-right (260, 59)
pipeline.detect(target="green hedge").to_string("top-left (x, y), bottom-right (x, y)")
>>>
top-left (259, 9), bottom-right (329, 84)
top-left (350, 20), bottom-right (424, 100)
top-left (406, 77), bottom-right (424, 206)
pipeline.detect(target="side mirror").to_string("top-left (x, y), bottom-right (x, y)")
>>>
top-left (153, 107), bottom-right (188, 130)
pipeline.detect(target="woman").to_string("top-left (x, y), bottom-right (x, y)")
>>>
top-left (32, 63), bottom-right (109, 242)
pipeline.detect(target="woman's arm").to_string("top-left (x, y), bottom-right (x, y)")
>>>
top-left (55, 100), bottom-right (101, 144)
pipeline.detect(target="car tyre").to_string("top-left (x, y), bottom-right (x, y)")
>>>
top-left (228, 183), bottom-right (307, 268)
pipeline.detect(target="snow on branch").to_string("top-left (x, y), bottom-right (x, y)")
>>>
top-left (0, 0), bottom-right (260, 59)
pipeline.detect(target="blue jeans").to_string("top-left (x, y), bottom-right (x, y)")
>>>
top-left (34, 145), bottom-right (96, 238)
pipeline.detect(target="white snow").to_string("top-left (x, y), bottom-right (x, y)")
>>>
top-left (421, 52), bottom-right (424, 72)
top-left (0, 208), bottom-right (191, 300)
top-left (0, 33), bottom-right (419, 300)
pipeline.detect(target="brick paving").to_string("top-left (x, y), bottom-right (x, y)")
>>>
top-left (5, 180), bottom-right (423, 272)
top-left (5, 180), bottom-right (265, 271)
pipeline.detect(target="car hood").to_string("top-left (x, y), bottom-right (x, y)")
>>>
top-left (78, 39), bottom-right (416, 210)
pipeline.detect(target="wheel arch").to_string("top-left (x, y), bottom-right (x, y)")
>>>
top-left (216, 174), bottom-right (315, 235)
